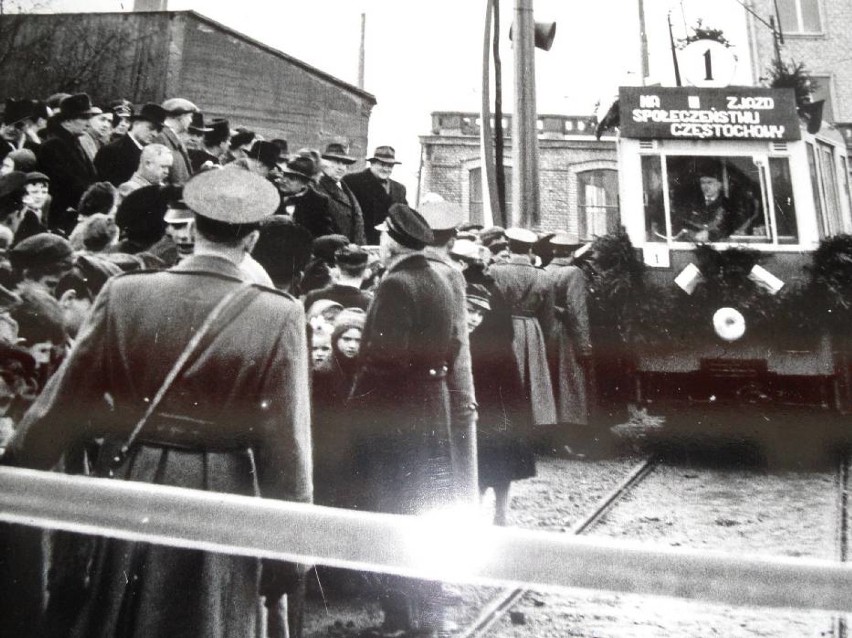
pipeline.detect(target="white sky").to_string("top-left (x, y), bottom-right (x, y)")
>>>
top-left (21, 0), bottom-right (760, 192)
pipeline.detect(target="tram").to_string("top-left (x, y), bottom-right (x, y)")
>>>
top-left (611, 85), bottom-right (852, 417)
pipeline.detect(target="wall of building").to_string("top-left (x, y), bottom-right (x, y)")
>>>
top-left (0, 11), bottom-right (375, 157)
top-left (419, 112), bottom-right (617, 235)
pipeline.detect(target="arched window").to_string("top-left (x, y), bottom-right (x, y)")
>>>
top-left (577, 169), bottom-right (619, 239)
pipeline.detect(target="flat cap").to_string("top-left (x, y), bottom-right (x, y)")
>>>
top-left (505, 227), bottom-right (538, 246)
top-left (7, 149), bottom-right (37, 173)
top-left (183, 167), bottom-right (279, 224)
top-left (9, 233), bottom-right (74, 272)
top-left (465, 282), bottom-right (492, 312)
top-left (161, 98), bottom-right (198, 116)
top-left (334, 244), bottom-right (369, 268)
top-left (0, 171), bottom-right (26, 201)
top-left (377, 204), bottom-right (433, 250)
top-left (24, 171), bottom-right (50, 185)
top-left (449, 238), bottom-right (480, 262)
top-left (311, 234), bottom-right (349, 261)
top-left (419, 199), bottom-right (464, 232)
top-left (478, 226), bottom-right (506, 248)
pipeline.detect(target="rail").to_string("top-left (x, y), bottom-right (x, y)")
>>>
top-left (0, 466), bottom-right (851, 613)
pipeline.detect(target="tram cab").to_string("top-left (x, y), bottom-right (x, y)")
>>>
top-left (615, 85), bottom-right (852, 414)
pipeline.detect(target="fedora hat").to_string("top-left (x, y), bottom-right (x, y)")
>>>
top-left (248, 140), bottom-right (280, 169)
top-left (2, 98), bottom-right (36, 125)
top-left (130, 103), bottom-right (166, 129)
top-left (278, 155), bottom-right (315, 181)
top-left (322, 143), bottom-right (356, 165)
top-left (188, 111), bottom-right (214, 134)
top-left (367, 145), bottom-right (401, 165)
top-left (58, 93), bottom-right (99, 120)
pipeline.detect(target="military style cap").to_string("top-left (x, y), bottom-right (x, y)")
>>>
top-left (0, 172), bottom-right (26, 201)
top-left (163, 200), bottom-right (194, 224)
top-left (376, 203), bottom-right (434, 250)
top-left (183, 167), bottom-right (279, 224)
top-left (549, 231), bottom-right (582, 247)
top-left (505, 227), bottom-right (538, 246)
top-left (419, 199), bottom-right (464, 233)
top-left (161, 98), bottom-right (198, 116)
top-left (9, 233), bottom-right (74, 271)
top-left (334, 244), bottom-right (369, 268)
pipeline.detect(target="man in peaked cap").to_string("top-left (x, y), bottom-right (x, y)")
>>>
top-left (489, 227), bottom-right (557, 430)
top-left (302, 243), bottom-right (372, 311)
top-left (315, 142), bottom-right (365, 244)
top-left (95, 103), bottom-right (167, 188)
top-left (348, 202), bottom-right (476, 637)
top-left (544, 231), bottom-right (593, 448)
top-left (342, 144), bottom-right (408, 245)
top-left (152, 97), bottom-right (198, 185)
top-left (6, 167), bottom-right (312, 638)
top-left (38, 93), bottom-right (100, 234)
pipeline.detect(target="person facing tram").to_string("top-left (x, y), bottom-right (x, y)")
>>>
top-left (673, 161), bottom-right (737, 242)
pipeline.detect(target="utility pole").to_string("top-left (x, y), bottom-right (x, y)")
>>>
top-left (358, 13), bottom-right (366, 90)
top-left (512, 0), bottom-right (540, 228)
top-left (637, 0), bottom-right (649, 83)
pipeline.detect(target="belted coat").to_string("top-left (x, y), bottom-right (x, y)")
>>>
top-left (6, 254), bottom-right (312, 638)
top-left (347, 253), bottom-right (459, 515)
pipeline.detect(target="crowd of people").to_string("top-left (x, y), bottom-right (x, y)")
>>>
top-left (0, 92), bottom-right (595, 638)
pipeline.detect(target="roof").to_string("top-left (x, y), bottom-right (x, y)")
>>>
top-left (21, 9), bottom-right (377, 105)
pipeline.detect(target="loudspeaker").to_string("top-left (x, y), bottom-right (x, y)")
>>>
top-left (509, 21), bottom-right (557, 51)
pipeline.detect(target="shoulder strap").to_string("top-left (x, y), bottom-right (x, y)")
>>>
top-left (108, 282), bottom-right (260, 469)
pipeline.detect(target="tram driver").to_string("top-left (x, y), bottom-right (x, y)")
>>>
top-left (672, 161), bottom-right (738, 242)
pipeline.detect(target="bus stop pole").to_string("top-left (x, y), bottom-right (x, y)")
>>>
top-left (512, 0), bottom-right (541, 229)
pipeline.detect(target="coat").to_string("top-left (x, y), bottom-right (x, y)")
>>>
top-left (188, 148), bottom-right (221, 174)
top-left (303, 283), bottom-right (372, 312)
top-left (341, 168), bottom-right (407, 245)
top-left (278, 186), bottom-right (337, 240)
top-left (316, 174), bottom-right (366, 245)
top-left (38, 120), bottom-right (98, 234)
top-left (152, 126), bottom-right (192, 185)
top-left (6, 254), bottom-right (312, 638)
top-left (488, 254), bottom-right (557, 427)
top-left (94, 134), bottom-right (143, 188)
top-left (545, 258), bottom-right (592, 426)
top-left (347, 253), bottom-right (458, 515)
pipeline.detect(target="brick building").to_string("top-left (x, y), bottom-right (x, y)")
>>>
top-left (746, 0), bottom-right (852, 144)
top-left (418, 112), bottom-right (617, 236)
top-left (0, 11), bottom-right (375, 156)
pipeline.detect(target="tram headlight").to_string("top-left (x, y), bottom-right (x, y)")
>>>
top-left (713, 307), bottom-right (746, 342)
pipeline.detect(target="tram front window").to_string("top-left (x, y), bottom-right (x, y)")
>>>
top-left (642, 155), bottom-right (797, 244)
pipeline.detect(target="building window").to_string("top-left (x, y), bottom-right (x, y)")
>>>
top-left (577, 169), bottom-right (619, 239)
top-left (469, 167), bottom-right (512, 225)
top-left (777, 0), bottom-right (822, 34)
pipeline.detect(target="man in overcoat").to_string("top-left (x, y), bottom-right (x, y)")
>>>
top-left (341, 145), bottom-right (407, 245)
top-left (544, 232), bottom-right (593, 433)
top-left (348, 203), bottom-right (474, 636)
top-left (315, 143), bottom-right (366, 244)
top-left (275, 155), bottom-right (337, 239)
top-left (488, 228), bottom-right (557, 428)
top-left (152, 98), bottom-right (197, 185)
top-left (38, 94), bottom-right (100, 234)
top-left (95, 103), bottom-right (166, 188)
top-left (4, 168), bottom-right (312, 638)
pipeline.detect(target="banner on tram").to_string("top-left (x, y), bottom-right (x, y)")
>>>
top-left (618, 86), bottom-right (801, 142)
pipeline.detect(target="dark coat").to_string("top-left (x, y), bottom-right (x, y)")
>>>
top-left (188, 148), bottom-right (221, 174)
top-left (6, 254), bottom-right (312, 638)
top-left (38, 120), bottom-right (98, 233)
top-left (489, 255), bottom-right (557, 426)
top-left (341, 168), bottom-right (407, 245)
top-left (304, 283), bottom-right (372, 312)
top-left (278, 186), bottom-right (337, 239)
top-left (347, 253), bottom-right (457, 515)
top-left (94, 134), bottom-right (143, 187)
top-left (152, 126), bottom-right (192, 185)
top-left (316, 174), bottom-right (366, 245)
top-left (545, 259), bottom-right (592, 426)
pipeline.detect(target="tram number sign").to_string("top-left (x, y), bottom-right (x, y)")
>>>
top-left (618, 86), bottom-right (801, 141)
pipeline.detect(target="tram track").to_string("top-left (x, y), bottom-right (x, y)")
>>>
top-left (457, 455), bottom-right (659, 638)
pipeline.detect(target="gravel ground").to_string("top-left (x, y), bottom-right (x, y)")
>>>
top-left (485, 450), bottom-right (847, 637)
